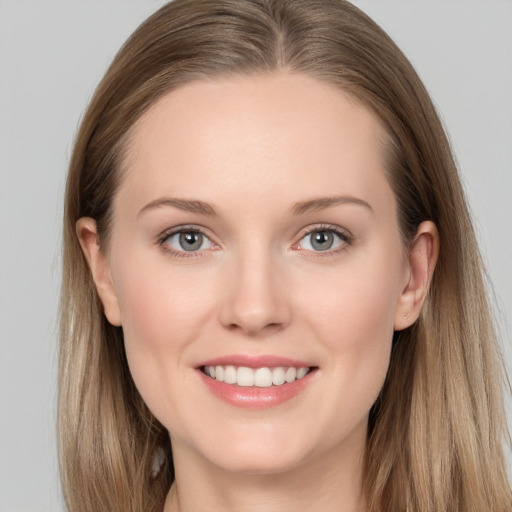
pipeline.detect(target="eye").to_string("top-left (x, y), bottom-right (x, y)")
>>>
top-left (160, 228), bottom-right (216, 254)
top-left (296, 227), bottom-right (351, 253)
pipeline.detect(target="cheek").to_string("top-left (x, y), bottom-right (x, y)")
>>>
top-left (303, 252), bottom-right (402, 348)
top-left (115, 257), bottom-right (211, 351)
top-left (118, 275), bottom-right (175, 355)
top-left (299, 247), bottom-right (403, 404)
top-left (110, 256), bottom-right (214, 411)
top-left (115, 272), bottom-right (179, 408)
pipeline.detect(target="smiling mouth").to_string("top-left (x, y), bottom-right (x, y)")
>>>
top-left (201, 365), bottom-right (314, 388)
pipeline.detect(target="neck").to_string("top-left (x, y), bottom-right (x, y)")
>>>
top-left (164, 429), bottom-right (367, 512)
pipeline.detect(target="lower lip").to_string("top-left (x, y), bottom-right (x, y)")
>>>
top-left (198, 369), bottom-right (316, 409)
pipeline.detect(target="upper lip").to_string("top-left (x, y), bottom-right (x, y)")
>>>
top-left (197, 354), bottom-right (316, 369)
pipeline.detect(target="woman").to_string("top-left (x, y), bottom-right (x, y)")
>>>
top-left (59, 1), bottom-right (511, 511)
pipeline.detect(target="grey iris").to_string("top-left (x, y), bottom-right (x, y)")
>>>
top-left (179, 232), bottom-right (203, 251)
top-left (311, 231), bottom-right (334, 251)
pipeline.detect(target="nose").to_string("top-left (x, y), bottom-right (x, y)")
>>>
top-left (218, 246), bottom-right (292, 337)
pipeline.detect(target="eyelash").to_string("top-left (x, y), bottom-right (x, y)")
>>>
top-left (294, 224), bottom-right (353, 258)
top-left (156, 224), bottom-right (353, 259)
top-left (157, 225), bottom-right (213, 260)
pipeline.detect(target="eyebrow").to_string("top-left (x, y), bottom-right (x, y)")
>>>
top-left (138, 198), bottom-right (218, 217)
top-left (138, 194), bottom-right (373, 218)
top-left (291, 195), bottom-right (374, 215)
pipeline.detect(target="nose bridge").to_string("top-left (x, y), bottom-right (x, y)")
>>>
top-left (219, 238), bottom-right (290, 336)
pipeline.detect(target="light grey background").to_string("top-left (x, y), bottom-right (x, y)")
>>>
top-left (0, 1), bottom-right (511, 511)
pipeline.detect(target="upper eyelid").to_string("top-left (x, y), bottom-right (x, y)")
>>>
top-left (157, 224), bottom-right (212, 243)
top-left (296, 223), bottom-right (353, 240)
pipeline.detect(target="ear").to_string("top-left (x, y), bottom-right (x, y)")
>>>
top-left (76, 217), bottom-right (122, 326)
top-left (394, 221), bottom-right (439, 331)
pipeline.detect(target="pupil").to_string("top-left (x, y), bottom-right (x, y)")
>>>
top-left (312, 231), bottom-right (333, 251)
top-left (179, 232), bottom-right (203, 251)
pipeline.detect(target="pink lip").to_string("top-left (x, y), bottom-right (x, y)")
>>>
top-left (196, 355), bottom-right (318, 409)
top-left (197, 354), bottom-right (315, 369)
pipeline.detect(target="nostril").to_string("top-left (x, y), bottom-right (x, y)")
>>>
top-left (224, 321), bottom-right (284, 337)
top-left (218, 272), bottom-right (292, 335)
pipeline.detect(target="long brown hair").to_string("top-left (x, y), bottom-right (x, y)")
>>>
top-left (59, 1), bottom-right (511, 510)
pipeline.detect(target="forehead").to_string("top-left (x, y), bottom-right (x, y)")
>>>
top-left (118, 72), bottom-right (393, 217)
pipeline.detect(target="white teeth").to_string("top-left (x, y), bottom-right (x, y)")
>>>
top-left (272, 367), bottom-right (286, 386)
top-left (254, 367), bottom-right (273, 387)
top-left (285, 367), bottom-right (297, 383)
top-left (204, 365), bottom-right (311, 387)
top-left (296, 367), bottom-right (309, 379)
top-left (224, 365), bottom-right (237, 384)
top-left (237, 367), bottom-right (254, 387)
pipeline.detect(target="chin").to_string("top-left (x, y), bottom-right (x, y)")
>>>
top-left (187, 424), bottom-right (325, 476)
top-left (207, 448), bottom-right (310, 476)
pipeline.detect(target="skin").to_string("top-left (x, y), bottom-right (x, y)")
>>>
top-left (78, 73), bottom-right (438, 512)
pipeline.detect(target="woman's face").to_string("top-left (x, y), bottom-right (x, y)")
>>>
top-left (87, 73), bottom-right (419, 475)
